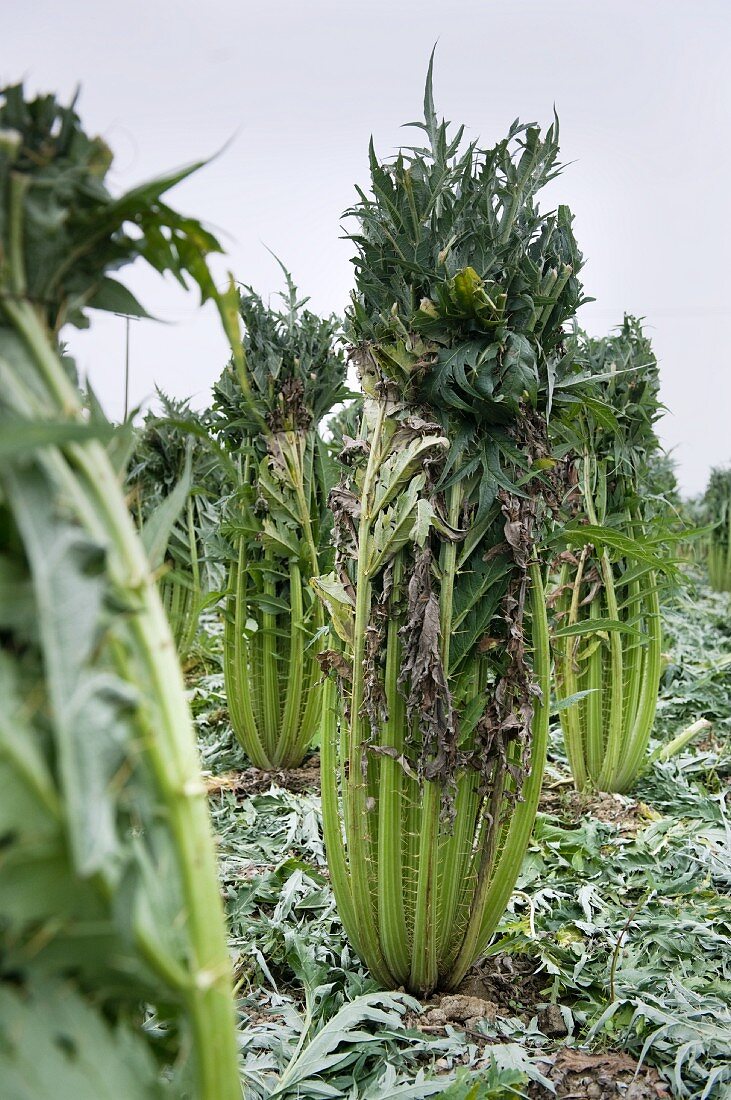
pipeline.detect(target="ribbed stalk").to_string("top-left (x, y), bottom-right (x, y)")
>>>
top-left (377, 552), bottom-right (410, 984)
top-left (261, 549), bottom-right (281, 753)
top-left (708, 507), bottom-right (731, 591)
top-left (446, 561), bottom-right (550, 989)
top-left (555, 498), bottom-right (663, 793)
top-left (224, 542), bottom-right (270, 768)
top-left (409, 477), bottom-right (461, 994)
top-left (409, 780), bottom-right (440, 993)
top-left (435, 485), bottom-right (478, 959)
top-left (180, 497), bottom-right (203, 657)
top-left (275, 561), bottom-right (305, 766)
top-left (621, 571), bottom-right (643, 735)
top-left (344, 402), bottom-right (395, 987)
top-left (325, 533), bottom-right (550, 994)
top-left (584, 597), bottom-right (605, 781)
top-left (613, 574), bottom-right (662, 792)
top-left (2, 296), bottom-right (240, 1100)
top-left (224, 432), bottom-right (323, 769)
top-left (556, 553), bottom-right (589, 790)
top-left (320, 670), bottom-right (366, 960)
top-left (436, 768), bottom-right (480, 960)
top-left (594, 553), bottom-right (625, 790)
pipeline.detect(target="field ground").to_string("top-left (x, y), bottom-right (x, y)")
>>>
top-left (190, 572), bottom-right (731, 1099)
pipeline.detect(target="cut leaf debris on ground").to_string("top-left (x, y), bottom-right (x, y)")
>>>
top-left (188, 574), bottom-right (731, 1099)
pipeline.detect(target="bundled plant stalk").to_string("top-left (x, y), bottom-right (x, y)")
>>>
top-left (128, 393), bottom-right (232, 660)
top-left (551, 317), bottom-right (668, 794)
top-left (314, 68), bottom-right (585, 996)
top-left (213, 273), bottom-right (347, 769)
top-left (0, 87), bottom-right (240, 1096)
top-left (702, 467), bottom-right (731, 592)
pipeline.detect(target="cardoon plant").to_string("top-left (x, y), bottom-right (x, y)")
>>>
top-left (703, 466), bottom-right (731, 592)
top-left (213, 272), bottom-right (348, 768)
top-left (0, 85), bottom-right (239, 1096)
top-left (314, 67), bottom-right (585, 996)
top-left (128, 393), bottom-right (231, 659)
top-left (551, 317), bottom-right (668, 793)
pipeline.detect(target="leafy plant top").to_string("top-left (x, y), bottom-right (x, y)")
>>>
top-left (0, 84), bottom-right (240, 339)
top-left (346, 54), bottom-right (585, 451)
top-left (213, 268), bottom-right (348, 449)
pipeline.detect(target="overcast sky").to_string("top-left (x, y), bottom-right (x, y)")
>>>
top-left (4, 0), bottom-right (730, 495)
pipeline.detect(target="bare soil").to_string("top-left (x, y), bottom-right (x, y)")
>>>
top-left (204, 755), bottom-right (322, 796)
top-left (407, 954), bottom-right (551, 1036)
top-left (539, 783), bottom-right (656, 833)
top-left (528, 1048), bottom-right (670, 1098)
top-left (408, 958), bottom-right (670, 1099)
top-left (457, 953), bottom-right (550, 1022)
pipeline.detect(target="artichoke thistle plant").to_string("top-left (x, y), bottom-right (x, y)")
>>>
top-left (315, 67), bottom-right (586, 996)
top-left (551, 317), bottom-right (668, 794)
top-left (703, 466), bottom-right (731, 592)
top-left (0, 87), bottom-right (240, 1097)
top-left (213, 272), bottom-right (347, 769)
top-left (128, 393), bottom-right (232, 660)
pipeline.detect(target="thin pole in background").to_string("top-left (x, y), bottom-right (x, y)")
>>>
top-left (123, 314), bottom-right (131, 421)
top-left (116, 312), bottom-right (139, 422)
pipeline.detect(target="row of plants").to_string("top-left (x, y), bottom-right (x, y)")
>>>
top-left (128, 74), bottom-right (689, 1002)
top-left (0, 69), bottom-right (715, 1095)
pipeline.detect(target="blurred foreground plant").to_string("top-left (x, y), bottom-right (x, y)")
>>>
top-left (0, 85), bottom-right (240, 1097)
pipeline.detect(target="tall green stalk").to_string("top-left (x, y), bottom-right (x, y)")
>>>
top-left (315, 64), bottom-right (586, 996)
top-left (0, 86), bottom-right (239, 1097)
top-left (551, 318), bottom-right (670, 794)
top-left (703, 467), bottom-right (731, 592)
top-left (213, 273), bottom-right (347, 768)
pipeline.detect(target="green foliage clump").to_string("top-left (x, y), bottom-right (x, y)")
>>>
top-left (212, 272), bottom-right (348, 768)
top-left (550, 317), bottom-right (672, 793)
top-left (128, 392), bottom-right (232, 658)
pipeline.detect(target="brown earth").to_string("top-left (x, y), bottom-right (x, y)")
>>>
top-left (205, 758), bottom-right (658, 832)
top-left (203, 755), bottom-right (322, 796)
top-left (539, 782), bottom-right (657, 833)
top-left (528, 1048), bottom-right (670, 1099)
top-left (457, 953), bottom-right (550, 1022)
top-left (407, 953), bottom-right (550, 1037)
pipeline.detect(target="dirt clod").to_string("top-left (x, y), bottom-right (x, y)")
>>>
top-left (437, 994), bottom-right (497, 1023)
top-left (538, 1003), bottom-right (568, 1037)
top-left (457, 953), bottom-right (547, 1021)
top-left (539, 783), bottom-right (656, 833)
top-left (528, 1048), bottom-right (670, 1099)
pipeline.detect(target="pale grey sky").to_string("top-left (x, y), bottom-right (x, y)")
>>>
top-left (4, 0), bottom-right (730, 495)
